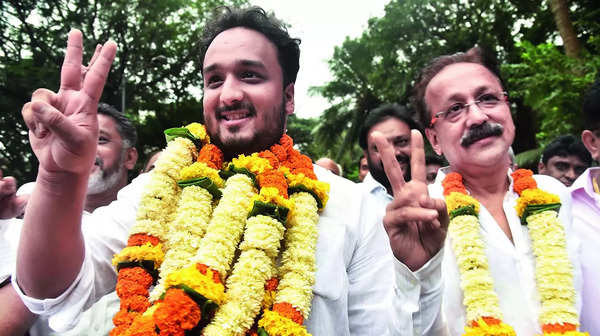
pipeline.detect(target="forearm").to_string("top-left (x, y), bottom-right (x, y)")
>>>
top-left (0, 284), bottom-right (38, 335)
top-left (16, 168), bottom-right (88, 299)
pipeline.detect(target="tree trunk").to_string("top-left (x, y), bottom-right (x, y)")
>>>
top-left (549, 0), bottom-right (581, 58)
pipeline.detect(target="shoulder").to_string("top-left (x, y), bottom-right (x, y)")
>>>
top-left (533, 174), bottom-right (571, 203)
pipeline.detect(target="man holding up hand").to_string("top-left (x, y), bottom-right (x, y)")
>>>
top-left (374, 47), bottom-right (584, 335)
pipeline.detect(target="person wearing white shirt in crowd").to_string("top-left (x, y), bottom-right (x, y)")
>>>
top-left (12, 6), bottom-right (446, 335)
top-left (0, 103), bottom-right (138, 335)
top-left (570, 76), bottom-right (600, 335)
top-left (376, 46), bottom-right (584, 335)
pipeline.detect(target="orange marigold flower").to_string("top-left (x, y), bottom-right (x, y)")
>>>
top-left (270, 144), bottom-right (288, 163)
top-left (154, 288), bottom-right (201, 333)
top-left (542, 323), bottom-right (577, 333)
top-left (291, 167), bottom-right (317, 180)
top-left (279, 134), bottom-right (294, 151)
top-left (259, 150), bottom-right (280, 169)
top-left (113, 309), bottom-right (139, 327)
top-left (120, 295), bottom-right (151, 312)
top-left (109, 324), bottom-right (130, 336)
top-left (265, 277), bottom-right (279, 291)
top-left (273, 302), bottom-right (303, 325)
top-left (511, 168), bottom-right (533, 181)
top-left (127, 234), bottom-right (160, 247)
top-left (196, 263), bottom-right (222, 284)
top-left (258, 170), bottom-right (288, 198)
top-left (471, 316), bottom-right (501, 327)
top-left (197, 144), bottom-right (224, 170)
top-left (123, 314), bottom-right (158, 336)
top-left (442, 172), bottom-right (467, 196)
top-left (118, 267), bottom-right (154, 289)
top-left (511, 169), bottom-right (537, 195)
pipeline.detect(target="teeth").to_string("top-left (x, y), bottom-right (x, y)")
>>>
top-left (223, 112), bottom-right (249, 121)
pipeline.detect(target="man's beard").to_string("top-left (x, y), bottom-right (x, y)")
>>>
top-left (212, 99), bottom-right (287, 158)
top-left (87, 156), bottom-right (125, 195)
top-left (367, 153), bottom-right (411, 194)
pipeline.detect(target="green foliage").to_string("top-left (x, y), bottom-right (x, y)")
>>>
top-left (503, 41), bottom-right (600, 146)
top-left (0, 0), bottom-right (246, 184)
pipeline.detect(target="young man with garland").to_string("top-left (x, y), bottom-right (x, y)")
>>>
top-left (13, 6), bottom-right (442, 336)
top-left (570, 76), bottom-right (600, 335)
top-left (375, 47), bottom-right (586, 335)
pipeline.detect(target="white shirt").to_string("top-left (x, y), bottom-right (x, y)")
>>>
top-left (14, 166), bottom-right (442, 335)
top-left (419, 167), bottom-right (582, 336)
top-left (570, 167), bottom-right (600, 335)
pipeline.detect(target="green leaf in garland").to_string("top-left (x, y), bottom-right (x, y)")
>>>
top-left (116, 260), bottom-right (159, 283)
top-left (449, 204), bottom-right (477, 220)
top-left (248, 200), bottom-right (289, 223)
top-left (521, 202), bottom-right (561, 225)
top-left (257, 327), bottom-right (269, 336)
top-left (164, 127), bottom-right (198, 144)
top-left (178, 177), bottom-right (222, 199)
top-left (219, 164), bottom-right (259, 188)
top-left (289, 185), bottom-right (323, 209)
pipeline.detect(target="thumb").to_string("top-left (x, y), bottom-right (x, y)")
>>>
top-left (31, 101), bottom-right (81, 141)
top-left (14, 194), bottom-right (29, 214)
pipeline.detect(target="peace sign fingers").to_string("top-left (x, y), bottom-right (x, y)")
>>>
top-left (60, 30), bottom-right (84, 92)
top-left (372, 131), bottom-right (406, 197)
top-left (409, 129), bottom-right (427, 184)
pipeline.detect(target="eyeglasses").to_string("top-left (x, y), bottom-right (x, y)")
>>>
top-left (430, 91), bottom-right (508, 127)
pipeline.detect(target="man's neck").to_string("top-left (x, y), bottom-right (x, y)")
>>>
top-left (84, 177), bottom-right (127, 212)
top-left (457, 164), bottom-right (510, 200)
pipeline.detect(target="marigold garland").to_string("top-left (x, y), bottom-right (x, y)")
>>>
top-left (442, 169), bottom-right (587, 336)
top-left (111, 128), bottom-right (328, 336)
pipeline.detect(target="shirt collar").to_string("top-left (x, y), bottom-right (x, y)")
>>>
top-left (362, 172), bottom-right (392, 199)
top-left (570, 167), bottom-right (600, 198)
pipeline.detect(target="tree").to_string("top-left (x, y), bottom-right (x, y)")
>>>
top-left (0, 0), bottom-right (246, 183)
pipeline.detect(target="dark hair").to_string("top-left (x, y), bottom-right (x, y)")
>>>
top-left (426, 154), bottom-right (446, 167)
top-left (358, 103), bottom-right (419, 150)
top-left (97, 103), bottom-right (137, 148)
top-left (412, 46), bottom-right (505, 128)
top-left (541, 134), bottom-right (592, 166)
top-left (582, 75), bottom-right (600, 133)
top-left (200, 6), bottom-right (301, 88)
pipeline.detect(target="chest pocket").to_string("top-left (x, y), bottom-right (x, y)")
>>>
top-left (312, 216), bottom-right (347, 301)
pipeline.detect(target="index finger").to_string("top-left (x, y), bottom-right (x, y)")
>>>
top-left (82, 40), bottom-right (117, 103)
top-left (372, 131), bottom-right (405, 197)
top-left (60, 29), bottom-right (84, 91)
top-left (409, 130), bottom-right (427, 183)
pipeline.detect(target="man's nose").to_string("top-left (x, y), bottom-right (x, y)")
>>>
top-left (220, 76), bottom-right (243, 105)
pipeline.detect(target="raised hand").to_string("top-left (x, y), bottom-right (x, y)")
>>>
top-left (21, 30), bottom-right (117, 175)
top-left (0, 170), bottom-right (29, 219)
top-left (373, 130), bottom-right (448, 271)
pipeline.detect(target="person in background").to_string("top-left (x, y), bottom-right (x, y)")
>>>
top-left (570, 75), bottom-right (600, 335)
top-left (0, 103), bottom-right (138, 336)
top-left (358, 155), bottom-right (369, 182)
top-left (315, 157), bottom-right (342, 176)
top-left (538, 134), bottom-right (591, 187)
top-left (508, 146), bottom-right (518, 171)
top-left (425, 154), bottom-right (445, 184)
top-left (140, 149), bottom-right (162, 174)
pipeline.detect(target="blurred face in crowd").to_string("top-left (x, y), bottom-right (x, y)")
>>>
top-left (426, 162), bottom-right (442, 184)
top-left (316, 158), bottom-right (341, 175)
top-left (358, 157), bottom-right (369, 182)
top-left (142, 151), bottom-right (162, 173)
top-left (425, 63), bottom-right (515, 174)
top-left (365, 117), bottom-right (411, 194)
top-left (202, 27), bottom-right (294, 158)
top-left (538, 155), bottom-right (588, 187)
top-left (88, 114), bottom-right (136, 195)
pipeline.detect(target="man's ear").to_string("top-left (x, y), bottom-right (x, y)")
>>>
top-left (582, 130), bottom-right (600, 161)
top-left (538, 161), bottom-right (547, 174)
top-left (284, 83), bottom-right (295, 116)
top-left (124, 147), bottom-right (139, 170)
top-left (425, 128), bottom-right (442, 155)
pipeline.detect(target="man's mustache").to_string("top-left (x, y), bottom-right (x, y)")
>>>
top-left (215, 101), bottom-right (256, 115)
top-left (460, 122), bottom-right (504, 147)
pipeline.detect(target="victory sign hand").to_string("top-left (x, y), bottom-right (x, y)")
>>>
top-left (22, 30), bottom-right (117, 175)
top-left (373, 130), bottom-right (449, 271)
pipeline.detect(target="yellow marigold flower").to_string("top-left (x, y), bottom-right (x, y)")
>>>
top-left (258, 310), bottom-right (311, 336)
top-left (112, 243), bottom-right (165, 268)
top-left (285, 171), bottom-right (330, 209)
top-left (179, 161), bottom-right (225, 188)
top-left (185, 122), bottom-right (210, 145)
top-left (164, 265), bottom-right (225, 305)
top-left (251, 187), bottom-right (295, 213)
top-left (463, 318), bottom-right (516, 336)
top-left (515, 188), bottom-right (561, 218)
top-left (231, 153), bottom-right (272, 175)
top-left (263, 289), bottom-right (277, 310)
top-left (445, 192), bottom-right (480, 214)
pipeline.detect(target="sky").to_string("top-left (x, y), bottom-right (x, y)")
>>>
top-left (249, 0), bottom-right (390, 119)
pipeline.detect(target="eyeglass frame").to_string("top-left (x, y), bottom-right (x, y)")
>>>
top-left (429, 91), bottom-right (508, 127)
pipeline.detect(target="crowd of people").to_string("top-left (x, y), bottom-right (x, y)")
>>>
top-left (0, 5), bottom-right (599, 336)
